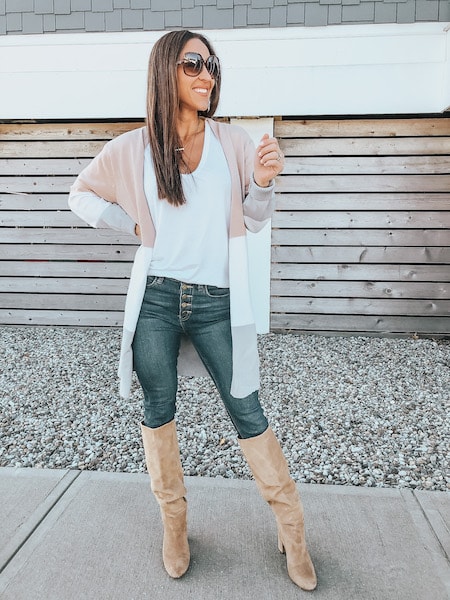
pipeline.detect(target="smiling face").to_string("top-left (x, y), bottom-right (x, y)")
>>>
top-left (176, 37), bottom-right (216, 116)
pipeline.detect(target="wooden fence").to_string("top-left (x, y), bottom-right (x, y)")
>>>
top-left (0, 122), bottom-right (143, 326)
top-left (272, 117), bottom-right (450, 336)
top-left (1, 117), bottom-right (449, 336)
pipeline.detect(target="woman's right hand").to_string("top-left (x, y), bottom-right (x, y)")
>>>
top-left (135, 223), bottom-right (141, 239)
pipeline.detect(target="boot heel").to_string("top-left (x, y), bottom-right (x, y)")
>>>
top-left (239, 429), bottom-right (317, 591)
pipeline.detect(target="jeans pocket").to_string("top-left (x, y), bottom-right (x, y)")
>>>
top-left (205, 285), bottom-right (230, 298)
top-left (146, 276), bottom-right (164, 288)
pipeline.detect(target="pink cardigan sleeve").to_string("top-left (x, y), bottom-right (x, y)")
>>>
top-left (70, 140), bottom-right (118, 203)
top-left (238, 125), bottom-right (276, 232)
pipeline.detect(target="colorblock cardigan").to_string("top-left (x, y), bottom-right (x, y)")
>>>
top-left (69, 118), bottom-right (275, 399)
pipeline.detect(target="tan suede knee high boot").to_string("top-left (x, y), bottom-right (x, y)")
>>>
top-left (239, 428), bottom-right (317, 591)
top-left (141, 420), bottom-right (190, 578)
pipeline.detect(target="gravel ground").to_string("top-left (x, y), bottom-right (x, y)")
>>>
top-left (1, 327), bottom-right (449, 491)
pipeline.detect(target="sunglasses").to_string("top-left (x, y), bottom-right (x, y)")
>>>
top-left (176, 52), bottom-right (220, 79)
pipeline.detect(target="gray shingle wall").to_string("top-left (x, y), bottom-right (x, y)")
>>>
top-left (0, 0), bottom-right (449, 35)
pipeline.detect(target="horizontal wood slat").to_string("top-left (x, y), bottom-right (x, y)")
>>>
top-left (276, 174), bottom-right (450, 193)
top-left (0, 122), bottom-right (144, 140)
top-left (0, 158), bottom-right (90, 175)
top-left (272, 246), bottom-right (450, 264)
top-left (270, 280), bottom-right (450, 299)
top-left (0, 261), bottom-right (132, 278)
top-left (0, 277), bottom-right (129, 294)
top-left (0, 293), bottom-right (125, 310)
top-left (1, 228), bottom-right (136, 244)
top-left (272, 211), bottom-right (450, 229)
top-left (0, 309), bottom-right (124, 327)
top-left (2, 293), bottom-right (125, 311)
top-left (270, 314), bottom-right (449, 335)
top-left (1, 211), bottom-right (93, 227)
top-left (276, 118), bottom-right (450, 138)
top-left (0, 141), bottom-right (107, 158)
top-left (0, 244), bottom-right (136, 261)
top-left (275, 193), bottom-right (450, 211)
top-left (0, 176), bottom-right (81, 193)
top-left (282, 156), bottom-right (450, 175)
top-left (271, 264), bottom-right (449, 282)
top-left (271, 229), bottom-right (449, 247)
top-left (271, 297), bottom-right (450, 316)
top-left (272, 116), bottom-right (450, 336)
top-left (279, 137), bottom-right (450, 156)
top-left (0, 194), bottom-right (71, 210)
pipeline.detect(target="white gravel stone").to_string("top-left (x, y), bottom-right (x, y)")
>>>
top-left (0, 327), bottom-right (448, 491)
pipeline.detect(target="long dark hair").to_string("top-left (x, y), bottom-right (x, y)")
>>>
top-left (146, 30), bottom-right (221, 206)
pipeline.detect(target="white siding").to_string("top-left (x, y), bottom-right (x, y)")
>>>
top-left (0, 23), bottom-right (449, 120)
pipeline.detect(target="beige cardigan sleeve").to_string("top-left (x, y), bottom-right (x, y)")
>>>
top-left (238, 126), bottom-right (276, 232)
top-left (70, 139), bottom-right (118, 202)
top-left (69, 127), bottom-right (155, 247)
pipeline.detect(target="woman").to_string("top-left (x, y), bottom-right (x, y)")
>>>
top-left (69, 29), bottom-right (316, 591)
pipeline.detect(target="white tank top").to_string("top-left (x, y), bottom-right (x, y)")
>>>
top-left (144, 122), bottom-right (232, 287)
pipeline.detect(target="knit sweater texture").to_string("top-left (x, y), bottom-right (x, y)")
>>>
top-left (69, 118), bottom-right (275, 399)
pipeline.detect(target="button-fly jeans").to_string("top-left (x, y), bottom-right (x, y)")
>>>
top-left (132, 277), bottom-right (269, 439)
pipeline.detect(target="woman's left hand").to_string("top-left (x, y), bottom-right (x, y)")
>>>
top-left (253, 133), bottom-right (284, 188)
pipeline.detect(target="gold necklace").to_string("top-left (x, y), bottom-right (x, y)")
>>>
top-left (176, 119), bottom-right (202, 151)
top-left (177, 120), bottom-right (203, 172)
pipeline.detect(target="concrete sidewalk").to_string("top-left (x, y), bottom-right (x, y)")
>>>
top-left (0, 468), bottom-right (448, 600)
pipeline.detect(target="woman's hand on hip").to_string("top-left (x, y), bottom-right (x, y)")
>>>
top-left (253, 133), bottom-right (284, 188)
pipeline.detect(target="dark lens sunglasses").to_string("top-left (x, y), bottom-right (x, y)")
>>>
top-left (176, 52), bottom-right (220, 79)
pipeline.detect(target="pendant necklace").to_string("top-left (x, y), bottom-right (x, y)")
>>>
top-left (175, 120), bottom-right (202, 153)
top-left (177, 120), bottom-right (203, 172)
